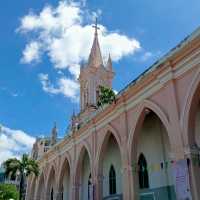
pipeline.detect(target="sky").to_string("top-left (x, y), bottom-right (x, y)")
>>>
top-left (0, 0), bottom-right (200, 163)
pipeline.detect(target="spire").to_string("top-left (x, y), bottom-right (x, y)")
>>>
top-left (88, 18), bottom-right (103, 68)
top-left (71, 109), bottom-right (76, 132)
top-left (106, 53), bottom-right (113, 71)
top-left (51, 122), bottom-right (57, 146)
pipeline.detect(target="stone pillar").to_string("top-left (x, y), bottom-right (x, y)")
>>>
top-left (94, 174), bottom-right (103, 200)
top-left (34, 195), bottom-right (39, 200)
top-left (185, 145), bottom-right (200, 200)
top-left (121, 164), bottom-right (135, 200)
top-left (33, 195), bottom-right (37, 200)
top-left (44, 191), bottom-right (61, 200)
top-left (71, 184), bottom-right (80, 200)
top-left (25, 177), bottom-right (31, 200)
top-left (45, 193), bottom-right (50, 200)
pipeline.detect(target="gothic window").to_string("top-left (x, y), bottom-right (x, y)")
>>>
top-left (96, 89), bottom-right (100, 103)
top-left (109, 165), bottom-right (116, 195)
top-left (51, 188), bottom-right (54, 200)
top-left (88, 173), bottom-right (92, 200)
top-left (61, 185), bottom-right (63, 200)
top-left (138, 153), bottom-right (149, 189)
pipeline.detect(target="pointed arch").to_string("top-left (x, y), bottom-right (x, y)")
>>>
top-left (57, 156), bottom-right (71, 200)
top-left (46, 165), bottom-right (56, 199)
top-left (128, 99), bottom-right (171, 162)
top-left (96, 126), bottom-right (123, 198)
top-left (75, 141), bottom-right (92, 183)
top-left (46, 164), bottom-right (56, 186)
top-left (35, 172), bottom-right (45, 200)
top-left (96, 124), bottom-right (123, 171)
top-left (58, 152), bottom-right (71, 186)
top-left (181, 67), bottom-right (200, 146)
top-left (128, 99), bottom-right (175, 199)
top-left (74, 141), bottom-right (92, 200)
top-left (180, 67), bottom-right (200, 200)
top-left (29, 175), bottom-right (36, 199)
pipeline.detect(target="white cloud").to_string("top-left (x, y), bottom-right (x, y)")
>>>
top-left (38, 73), bottom-right (79, 101)
top-left (0, 124), bottom-right (35, 164)
top-left (140, 51), bottom-right (153, 62)
top-left (11, 93), bottom-right (19, 97)
top-left (140, 50), bottom-right (162, 62)
top-left (18, 0), bottom-right (141, 100)
top-left (0, 151), bottom-right (18, 165)
top-left (21, 41), bottom-right (41, 63)
top-left (0, 87), bottom-right (21, 98)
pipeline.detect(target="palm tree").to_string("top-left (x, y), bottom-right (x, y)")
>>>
top-left (3, 154), bottom-right (39, 200)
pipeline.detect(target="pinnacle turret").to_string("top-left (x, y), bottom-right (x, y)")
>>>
top-left (51, 122), bottom-right (57, 146)
top-left (106, 53), bottom-right (113, 72)
top-left (88, 18), bottom-right (103, 68)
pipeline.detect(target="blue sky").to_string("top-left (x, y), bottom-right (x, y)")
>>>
top-left (0, 0), bottom-right (200, 162)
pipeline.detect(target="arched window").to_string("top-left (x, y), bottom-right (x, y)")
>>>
top-left (109, 165), bottom-right (116, 195)
top-left (138, 153), bottom-right (149, 189)
top-left (88, 173), bottom-right (92, 200)
top-left (61, 185), bottom-right (63, 200)
top-left (51, 188), bottom-right (54, 200)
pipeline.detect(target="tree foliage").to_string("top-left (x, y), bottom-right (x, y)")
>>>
top-left (0, 184), bottom-right (19, 200)
top-left (3, 154), bottom-right (39, 200)
top-left (97, 86), bottom-right (116, 107)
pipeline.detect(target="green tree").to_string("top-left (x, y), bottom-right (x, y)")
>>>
top-left (97, 86), bottom-right (116, 107)
top-left (3, 154), bottom-right (39, 200)
top-left (0, 183), bottom-right (19, 200)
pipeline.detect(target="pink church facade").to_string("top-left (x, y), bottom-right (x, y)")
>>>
top-left (26, 26), bottom-right (200, 200)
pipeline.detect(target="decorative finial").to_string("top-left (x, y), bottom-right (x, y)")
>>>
top-left (92, 17), bottom-right (100, 35)
top-left (51, 121), bottom-right (57, 146)
top-left (71, 109), bottom-right (77, 132)
top-left (106, 53), bottom-right (113, 71)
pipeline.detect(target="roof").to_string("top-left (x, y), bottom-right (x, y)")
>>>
top-left (118, 26), bottom-right (200, 96)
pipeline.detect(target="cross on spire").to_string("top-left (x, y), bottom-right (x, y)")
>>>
top-left (92, 17), bottom-right (100, 35)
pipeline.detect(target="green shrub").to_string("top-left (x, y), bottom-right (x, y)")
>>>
top-left (97, 86), bottom-right (116, 107)
top-left (0, 184), bottom-right (19, 200)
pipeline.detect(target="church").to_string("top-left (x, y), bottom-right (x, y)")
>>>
top-left (26, 21), bottom-right (200, 200)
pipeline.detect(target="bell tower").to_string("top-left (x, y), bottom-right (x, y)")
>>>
top-left (79, 18), bottom-right (115, 112)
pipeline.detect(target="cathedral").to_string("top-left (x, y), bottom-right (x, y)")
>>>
top-left (26, 21), bottom-right (200, 200)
